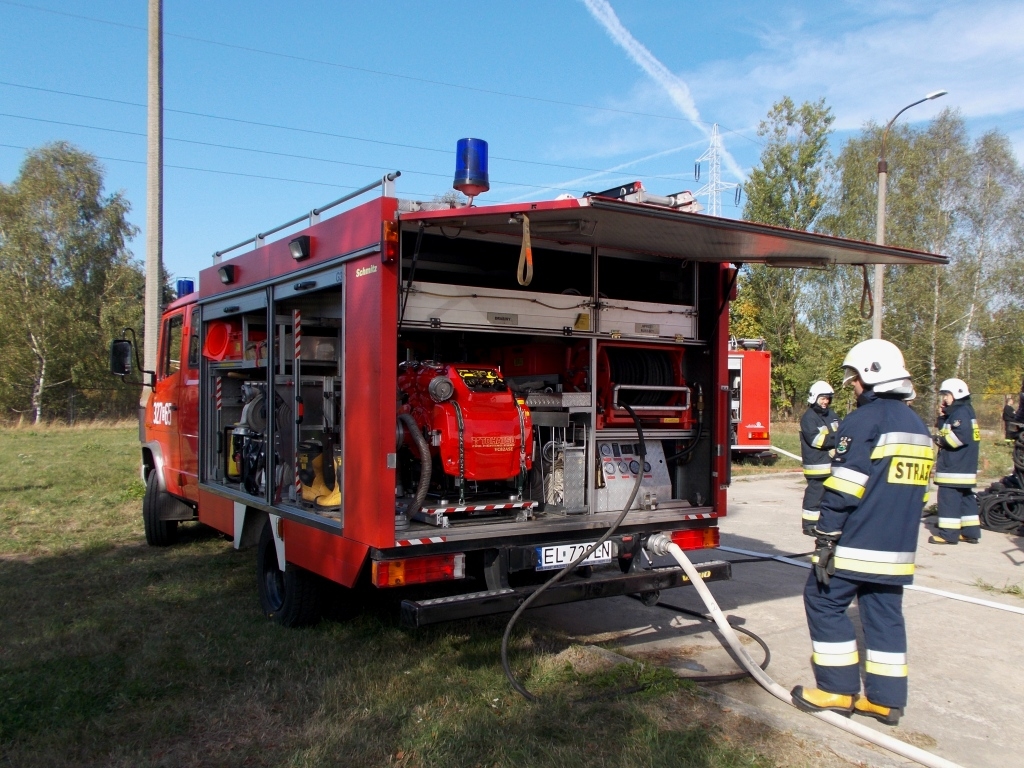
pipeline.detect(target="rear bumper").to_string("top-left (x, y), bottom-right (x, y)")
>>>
top-left (400, 558), bottom-right (731, 627)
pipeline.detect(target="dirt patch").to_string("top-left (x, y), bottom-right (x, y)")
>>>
top-left (563, 645), bottom-right (860, 767)
top-left (893, 729), bottom-right (938, 749)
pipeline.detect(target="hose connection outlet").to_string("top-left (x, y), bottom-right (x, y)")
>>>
top-left (645, 533), bottom-right (673, 557)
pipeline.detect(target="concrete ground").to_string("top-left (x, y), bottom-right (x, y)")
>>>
top-left (531, 472), bottom-right (1024, 768)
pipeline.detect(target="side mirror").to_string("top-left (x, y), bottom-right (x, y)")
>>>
top-left (110, 339), bottom-right (133, 377)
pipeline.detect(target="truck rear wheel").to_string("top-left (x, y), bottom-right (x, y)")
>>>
top-left (257, 520), bottom-right (323, 627)
top-left (143, 470), bottom-right (179, 546)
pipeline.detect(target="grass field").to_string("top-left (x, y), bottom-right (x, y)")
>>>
top-left (0, 424), bottom-right (833, 768)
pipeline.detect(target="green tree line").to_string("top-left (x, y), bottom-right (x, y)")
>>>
top-left (735, 100), bottom-right (1024, 423)
top-left (3, 123), bottom-right (1021, 426)
top-left (0, 142), bottom-right (147, 423)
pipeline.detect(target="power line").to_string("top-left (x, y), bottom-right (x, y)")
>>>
top-left (0, 0), bottom-right (761, 148)
top-left (0, 141), bottom-right (624, 203)
top-left (0, 139), bottom-right (742, 211)
top-left (0, 141), bottom-right (374, 191)
top-left (0, 111), bottom-right (599, 193)
top-left (0, 80), bottom-right (697, 182)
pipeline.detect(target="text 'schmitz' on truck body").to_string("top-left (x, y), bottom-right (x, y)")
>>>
top-left (119, 176), bottom-right (946, 627)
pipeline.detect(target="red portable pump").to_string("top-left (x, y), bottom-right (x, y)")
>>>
top-left (397, 362), bottom-right (533, 482)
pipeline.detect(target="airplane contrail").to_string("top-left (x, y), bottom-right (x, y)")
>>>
top-left (579, 0), bottom-right (747, 181)
top-left (498, 139), bottom-right (708, 203)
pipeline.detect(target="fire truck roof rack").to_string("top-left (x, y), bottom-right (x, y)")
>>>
top-left (212, 171), bottom-right (401, 263)
top-left (729, 337), bottom-right (767, 351)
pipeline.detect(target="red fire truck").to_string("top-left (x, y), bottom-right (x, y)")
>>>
top-left (111, 170), bottom-right (943, 627)
top-left (728, 338), bottom-right (774, 461)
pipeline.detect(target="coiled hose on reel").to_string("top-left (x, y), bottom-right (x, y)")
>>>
top-left (605, 348), bottom-right (675, 407)
top-left (978, 434), bottom-right (1024, 533)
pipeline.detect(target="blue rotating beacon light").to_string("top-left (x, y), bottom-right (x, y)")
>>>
top-left (453, 138), bottom-right (489, 205)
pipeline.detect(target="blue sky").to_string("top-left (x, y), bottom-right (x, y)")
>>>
top-left (2, 0), bottom-right (1023, 283)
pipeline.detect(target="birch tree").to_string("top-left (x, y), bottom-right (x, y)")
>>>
top-left (737, 97), bottom-right (835, 412)
top-left (820, 111), bottom-right (1024, 417)
top-left (0, 142), bottom-right (139, 422)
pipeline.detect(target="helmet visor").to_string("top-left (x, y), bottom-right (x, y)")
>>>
top-left (842, 367), bottom-right (858, 387)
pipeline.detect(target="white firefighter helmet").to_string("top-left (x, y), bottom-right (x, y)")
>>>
top-left (807, 380), bottom-right (835, 405)
top-left (841, 339), bottom-right (913, 395)
top-left (939, 378), bottom-right (970, 399)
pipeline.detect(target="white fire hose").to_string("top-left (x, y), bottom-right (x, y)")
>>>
top-left (645, 534), bottom-right (963, 768)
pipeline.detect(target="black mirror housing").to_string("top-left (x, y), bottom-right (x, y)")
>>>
top-left (110, 338), bottom-right (133, 377)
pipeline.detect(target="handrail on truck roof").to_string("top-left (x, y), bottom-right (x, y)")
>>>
top-left (211, 171), bottom-right (401, 263)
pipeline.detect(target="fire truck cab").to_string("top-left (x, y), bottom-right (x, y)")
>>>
top-left (113, 172), bottom-right (945, 627)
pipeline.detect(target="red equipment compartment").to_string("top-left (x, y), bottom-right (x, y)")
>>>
top-left (490, 343), bottom-right (568, 378)
top-left (397, 363), bottom-right (533, 481)
top-left (568, 341), bottom-right (694, 429)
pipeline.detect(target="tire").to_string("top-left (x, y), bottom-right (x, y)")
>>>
top-left (143, 470), bottom-right (179, 546)
top-left (257, 520), bottom-right (323, 627)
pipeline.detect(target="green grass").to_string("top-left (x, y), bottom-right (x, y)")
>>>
top-left (0, 425), bottom-right (794, 768)
top-left (973, 578), bottom-right (1024, 601)
top-left (732, 422), bottom-right (801, 477)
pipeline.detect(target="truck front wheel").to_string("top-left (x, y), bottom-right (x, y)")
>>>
top-left (143, 470), bottom-right (179, 546)
top-left (257, 520), bottom-right (322, 627)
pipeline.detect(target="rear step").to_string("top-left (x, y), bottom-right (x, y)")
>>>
top-left (400, 559), bottom-right (731, 627)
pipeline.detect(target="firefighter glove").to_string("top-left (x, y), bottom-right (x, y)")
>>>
top-left (812, 530), bottom-right (841, 586)
top-left (802, 520), bottom-right (818, 537)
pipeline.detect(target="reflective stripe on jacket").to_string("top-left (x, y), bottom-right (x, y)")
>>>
top-left (800, 405), bottom-right (840, 477)
top-left (935, 398), bottom-right (980, 487)
top-left (817, 391), bottom-right (931, 586)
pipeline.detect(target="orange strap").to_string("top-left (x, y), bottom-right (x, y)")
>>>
top-left (517, 214), bottom-right (533, 286)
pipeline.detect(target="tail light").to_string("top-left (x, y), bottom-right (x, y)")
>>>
top-left (372, 553), bottom-right (466, 587)
top-left (669, 527), bottom-right (720, 550)
top-left (747, 430), bottom-right (769, 440)
top-left (382, 219), bottom-right (399, 263)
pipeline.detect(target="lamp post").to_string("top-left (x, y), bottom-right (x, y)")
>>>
top-left (872, 90), bottom-right (948, 339)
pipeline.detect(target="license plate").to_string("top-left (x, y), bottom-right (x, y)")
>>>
top-left (536, 540), bottom-right (613, 571)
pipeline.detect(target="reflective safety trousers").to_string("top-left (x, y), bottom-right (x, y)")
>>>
top-left (804, 574), bottom-right (908, 708)
top-left (935, 399), bottom-right (980, 487)
top-left (818, 392), bottom-right (931, 586)
top-left (800, 405), bottom-right (840, 477)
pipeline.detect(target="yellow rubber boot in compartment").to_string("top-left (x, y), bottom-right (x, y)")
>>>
top-left (301, 454), bottom-right (329, 503)
top-left (316, 452), bottom-right (342, 507)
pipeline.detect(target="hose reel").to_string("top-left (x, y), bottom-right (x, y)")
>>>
top-left (978, 434), bottom-right (1024, 533)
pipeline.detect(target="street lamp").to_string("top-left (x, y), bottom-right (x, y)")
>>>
top-left (872, 90), bottom-right (948, 339)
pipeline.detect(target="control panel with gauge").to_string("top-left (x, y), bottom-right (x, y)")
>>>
top-left (595, 440), bottom-right (672, 513)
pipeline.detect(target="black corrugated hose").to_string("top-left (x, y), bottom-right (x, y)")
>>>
top-left (501, 403), bottom-right (646, 701)
top-left (978, 435), bottom-right (1024, 533)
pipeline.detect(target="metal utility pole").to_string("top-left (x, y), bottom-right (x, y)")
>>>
top-left (872, 90), bottom-right (947, 339)
top-left (143, 0), bottom-right (164, 394)
top-left (695, 125), bottom-right (740, 217)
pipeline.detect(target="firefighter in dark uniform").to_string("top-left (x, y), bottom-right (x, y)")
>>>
top-left (800, 380), bottom-right (841, 535)
top-left (791, 339), bottom-right (930, 726)
top-left (930, 378), bottom-right (981, 544)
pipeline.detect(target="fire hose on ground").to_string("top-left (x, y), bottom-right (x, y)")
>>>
top-left (644, 534), bottom-right (963, 768)
top-left (501, 412), bottom-right (964, 766)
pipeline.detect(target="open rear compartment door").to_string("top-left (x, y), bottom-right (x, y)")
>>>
top-left (393, 199), bottom-right (947, 539)
top-left (387, 196), bottom-right (948, 622)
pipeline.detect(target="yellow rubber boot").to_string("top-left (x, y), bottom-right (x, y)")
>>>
top-left (853, 696), bottom-right (902, 725)
top-left (316, 452), bottom-right (342, 508)
top-left (790, 686), bottom-right (854, 715)
top-left (300, 454), bottom-right (330, 502)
